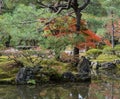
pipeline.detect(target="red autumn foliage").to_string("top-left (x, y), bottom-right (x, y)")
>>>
top-left (43, 16), bottom-right (111, 49)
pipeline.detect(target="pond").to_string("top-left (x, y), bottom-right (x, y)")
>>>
top-left (0, 80), bottom-right (120, 99)
top-left (0, 69), bottom-right (120, 99)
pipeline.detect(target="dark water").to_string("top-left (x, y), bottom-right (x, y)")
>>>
top-left (1, 70), bottom-right (120, 99)
top-left (0, 80), bottom-right (120, 99)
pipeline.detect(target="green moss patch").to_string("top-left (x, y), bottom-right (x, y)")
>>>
top-left (0, 56), bottom-right (9, 62)
top-left (96, 54), bottom-right (120, 62)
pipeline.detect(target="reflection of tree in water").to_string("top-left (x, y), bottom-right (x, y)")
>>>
top-left (16, 85), bottom-right (41, 99)
top-left (0, 85), bottom-right (19, 99)
top-left (15, 82), bottom-right (90, 99)
top-left (0, 82), bottom-right (90, 99)
top-left (89, 69), bottom-right (120, 99)
top-left (62, 83), bottom-right (90, 99)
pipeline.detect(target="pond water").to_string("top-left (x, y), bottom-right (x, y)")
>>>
top-left (0, 80), bottom-right (120, 99)
top-left (0, 70), bottom-right (120, 99)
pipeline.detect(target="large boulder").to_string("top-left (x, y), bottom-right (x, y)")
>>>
top-left (15, 66), bottom-right (42, 84)
top-left (77, 56), bottom-right (91, 76)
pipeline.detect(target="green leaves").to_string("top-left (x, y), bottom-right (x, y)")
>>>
top-left (0, 4), bottom-right (50, 46)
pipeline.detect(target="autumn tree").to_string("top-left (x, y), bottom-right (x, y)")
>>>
top-left (38, 0), bottom-right (90, 65)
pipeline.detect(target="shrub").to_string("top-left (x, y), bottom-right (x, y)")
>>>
top-left (0, 44), bottom-right (5, 50)
top-left (96, 54), bottom-right (120, 62)
top-left (114, 45), bottom-right (120, 57)
top-left (102, 46), bottom-right (115, 55)
top-left (102, 45), bottom-right (120, 57)
top-left (86, 49), bottom-right (102, 59)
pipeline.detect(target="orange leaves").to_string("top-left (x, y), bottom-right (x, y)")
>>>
top-left (104, 39), bottom-right (111, 46)
top-left (43, 16), bottom-right (111, 49)
top-left (82, 30), bottom-right (101, 42)
top-left (44, 16), bottom-right (87, 37)
top-left (76, 42), bottom-right (96, 49)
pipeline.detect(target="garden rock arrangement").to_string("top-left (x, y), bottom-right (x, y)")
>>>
top-left (61, 56), bottom-right (91, 82)
top-left (100, 62), bottom-right (116, 69)
top-left (15, 57), bottom-right (120, 84)
top-left (16, 66), bottom-right (42, 84)
top-left (91, 60), bottom-right (120, 70)
top-left (114, 59), bottom-right (120, 65)
top-left (15, 56), bottom-right (92, 84)
top-left (61, 71), bottom-right (91, 82)
top-left (77, 56), bottom-right (91, 76)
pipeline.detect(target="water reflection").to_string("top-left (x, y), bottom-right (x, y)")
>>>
top-left (0, 82), bottom-right (90, 99)
top-left (1, 69), bottom-right (120, 99)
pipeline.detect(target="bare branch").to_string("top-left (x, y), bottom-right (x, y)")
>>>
top-left (37, 1), bottom-right (49, 8)
top-left (56, 0), bottom-right (72, 14)
top-left (38, 0), bottom-right (72, 14)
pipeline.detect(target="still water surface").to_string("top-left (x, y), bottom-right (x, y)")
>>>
top-left (0, 70), bottom-right (120, 99)
top-left (0, 80), bottom-right (120, 99)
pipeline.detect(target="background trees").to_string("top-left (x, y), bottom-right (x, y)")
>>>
top-left (0, 4), bottom-right (46, 47)
top-left (0, 0), bottom-right (119, 58)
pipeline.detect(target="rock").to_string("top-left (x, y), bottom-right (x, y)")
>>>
top-left (100, 62), bottom-right (116, 69)
top-left (62, 72), bottom-right (75, 82)
top-left (75, 74), bottom-right (91, 82)
top-left (15, 66), bottom-right (42, 84)
top-left (91, 61), bottom-right (100, 70)
top-left (77, 56), bottom-right (91, 75)
top-left (114, 59), bottom-right (120, 65)
top-left (15, 67), bottom-right (27, 84)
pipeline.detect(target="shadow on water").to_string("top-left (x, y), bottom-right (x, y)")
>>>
top-left (1, 69), bottom-right (120, 99)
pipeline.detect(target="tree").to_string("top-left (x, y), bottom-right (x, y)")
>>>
top-left (0, 4), bottom-right (46, 47)
top-left (100, 0), bottom-right (120, 48)
top-left (38, 0), bottom-right (90, 65)
top-left (0, 0), bottom-right (3, 14)
top-left (43, 16), bottom-right (111, 60)
top-left (42, 16), bottom-right (85, 60)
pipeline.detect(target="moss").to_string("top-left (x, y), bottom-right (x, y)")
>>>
top-left (41, 59), bottom-right (65, 66)
top-left (0, 77), bottom-right (15, 84)
top-left (117, 65), bottom-right (120, 69)
top-left (0, 55), bottom-right (73, 84)
top-left (0, 58), bottom-right (19, 84)
top-left (36, 74), bottom-right (50, 84)
top-left (0, 72), bottom-right (11, 79)
top-left (0, 60), bottom-right (14, 67)
top-left (96, 54), bottom-right (120, 62)
top-left (86, 48), bottom-right (102, 59)
top-left (0, 56), bottom-right (9, 63)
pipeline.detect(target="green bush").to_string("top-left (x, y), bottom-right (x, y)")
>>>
top-left (102, 46), bottom-right (115, 55)
top-left (102, 45), bottom-right (120, 57)
top-left (114, 45), bottom-right (120, 57)
top-left (96, 54), bottom-right (120, 62)
top-left (0, 44), bottom-right (6, 50)
top-left (86, 48), bottom-right (102, 59)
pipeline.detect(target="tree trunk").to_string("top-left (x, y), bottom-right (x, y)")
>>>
top-left (0, 0), bottom-right (3, 14)
top-left (73, 11), bottom-right (82, 65)
top-left (111, 10), bottom-right (115, 48)
top-left (5, 35), bottom-right (11, 47)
